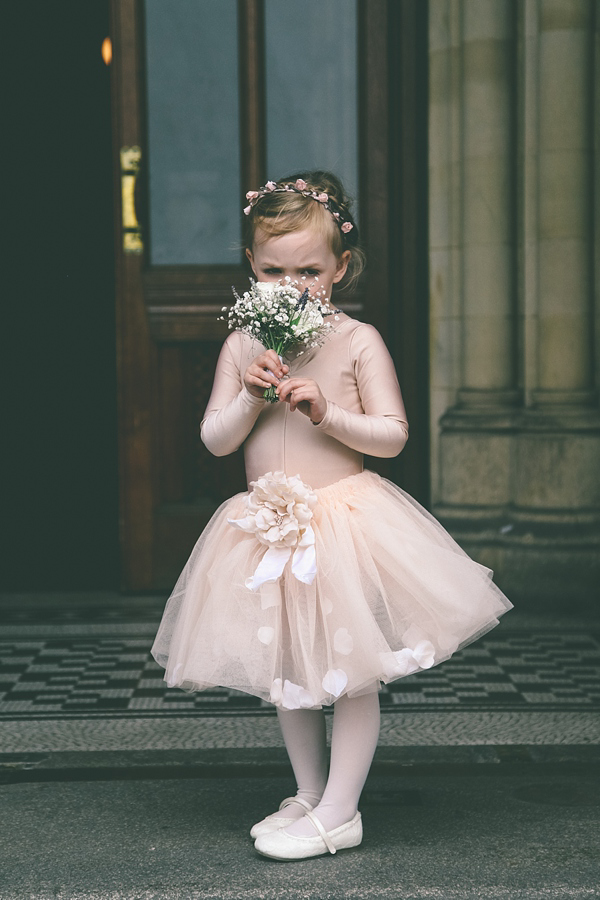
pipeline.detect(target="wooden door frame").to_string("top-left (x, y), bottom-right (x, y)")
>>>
top-left (110, 0), bottom-right (153, 589)
top-left (387, 0), bottom-right (430, 506)
top-left (110, 0), bottom-right (429, 590)
top-left (359, 0), bottom-right (430, 504)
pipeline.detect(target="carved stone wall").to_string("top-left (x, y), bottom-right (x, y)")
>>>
top-left (429, 0), bottom-right (600, 602)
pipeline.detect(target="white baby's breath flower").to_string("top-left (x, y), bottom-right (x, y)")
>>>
top-left (225, 279), bottom-right (334, 401)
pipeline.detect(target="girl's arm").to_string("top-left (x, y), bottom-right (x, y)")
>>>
top-left (278, 324), bottom-right (409, 458)
top-left (315, 324), bottom-right (409, 457)
top-left (200, 334), bottom-right (267, 457)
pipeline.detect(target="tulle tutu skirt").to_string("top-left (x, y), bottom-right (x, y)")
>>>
top-left (151, 471), bottom-right (512, 709)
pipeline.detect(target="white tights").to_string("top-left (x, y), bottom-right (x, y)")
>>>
top-left (272, 691), bottom-right (381, 836)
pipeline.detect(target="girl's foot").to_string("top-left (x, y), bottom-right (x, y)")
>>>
top-left (283, 801), bottom-right (358, 837)
top-left (249, 795), bottom-right (316, 839)
top-left (254, 810), bottom-right (363, 860)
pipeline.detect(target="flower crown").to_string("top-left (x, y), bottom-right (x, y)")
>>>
top-left (243, 178), bottom-right (354, 234)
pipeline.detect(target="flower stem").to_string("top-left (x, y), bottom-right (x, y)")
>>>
top-left (263, 339), bottom-right (287, 403)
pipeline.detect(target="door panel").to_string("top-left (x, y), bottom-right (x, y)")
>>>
top-left (111, 0), bottom-right (428, 590)
top-left (264, 0), bottom-right (358, 198)
top-left (144, 0), bottom-right (242, 265)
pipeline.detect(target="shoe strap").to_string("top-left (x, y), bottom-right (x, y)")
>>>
top-left (303, 810), bottom-right (337, 855)
top-left (278, 796), bottom-right (313, 813)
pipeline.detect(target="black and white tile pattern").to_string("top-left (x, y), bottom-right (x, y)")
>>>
top-left (1, 629), bottom-right (598, 720)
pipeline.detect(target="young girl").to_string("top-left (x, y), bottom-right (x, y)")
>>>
top-left (151, 171), bottom-right (512, 861)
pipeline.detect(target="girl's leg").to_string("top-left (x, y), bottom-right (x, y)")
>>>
top-left (266, 707), bottom-right (328, 822)
top-left (284, 691), bottom-right (380, 836)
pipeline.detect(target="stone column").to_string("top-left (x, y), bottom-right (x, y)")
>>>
top-left (429, 0), bottom-right (600, 603)
top-left (460, 0), bottom-right (517, 403)
top-left (534, 0), bottom-right (595, 405)
top-left (431, 0), bottom-right (518, 521)
top-left (429, 0), bottom-right (463, 496)
top-left (512, 0), bottom-right (600, 599)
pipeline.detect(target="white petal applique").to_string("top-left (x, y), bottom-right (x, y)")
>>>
top-left (392, 648), bottom-right (420, 676)
top-left (322, 668), bottom-right (348, 698)
top-left (334, 627), bottom-right (354, 655)
top-left (166, 662), bottom-right (184, 687)
top-left (412, 640), bottom-right (436, 669)
top-left (257, 626), bottom-right (275, 645)
top-left (299, 688), bottom-right (315, 708)
top-left (281, 680), bottom-right (315, 709)
top-left (321, 597), bottom-right (333, 616)
top-left (381, 639), bottom-right (436, 680)
top-left (270, 678), bottom-right (283, 704)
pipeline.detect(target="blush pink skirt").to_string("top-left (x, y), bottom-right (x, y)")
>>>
top-left (151, 470), bottom-right (512, 709)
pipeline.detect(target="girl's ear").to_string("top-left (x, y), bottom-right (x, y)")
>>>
top-left (333, 250), bottom-right (352, 284)
top-left (246, 247), bottom-right (257, 277)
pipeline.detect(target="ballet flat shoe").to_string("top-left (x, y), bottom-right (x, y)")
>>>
top-left (254, 810), bottom-right (362, 860)
top-left (250, 796), bottom-right (314, 840)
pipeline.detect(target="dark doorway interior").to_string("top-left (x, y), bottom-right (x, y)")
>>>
top-left (4, 2), bottom-right (119, 589)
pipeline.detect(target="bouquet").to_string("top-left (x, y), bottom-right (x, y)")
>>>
top-left (222, 278), bottom-right (335, 401)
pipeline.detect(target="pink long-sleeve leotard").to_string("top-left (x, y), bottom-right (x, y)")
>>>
top-left (201, 314), bottom-right (409, 490)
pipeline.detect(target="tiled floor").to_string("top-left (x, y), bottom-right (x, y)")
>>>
top-left (2, 598), bottom-right (599, 900)
top-left (1, 626), bottom-right (598, 720)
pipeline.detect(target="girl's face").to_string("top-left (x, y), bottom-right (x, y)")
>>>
top-left (246, 228), bottom-right (351, 303)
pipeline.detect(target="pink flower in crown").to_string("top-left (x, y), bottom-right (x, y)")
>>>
top-left (243, 205), bottom-right (252, 216)
top-left (341, 221), bottom-right (353, 233)
top-left (265, 181), bottom-right (277, 191)
top-left (316, 192), bottom-right (328, 203)
top-left (295, 178), bottom-right (308, 191)
top-left (246, 190), bottom-right (260, 201)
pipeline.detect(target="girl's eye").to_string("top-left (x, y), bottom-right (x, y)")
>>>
top-left (263, 268), bottom-right (282, 275)
top-left (301, 269), bottom-right (320, 276)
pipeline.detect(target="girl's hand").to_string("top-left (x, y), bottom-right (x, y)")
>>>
top-left (244, 350), bottom-right (289, 399)
top-left (277, 377), bottom-right (327, 424)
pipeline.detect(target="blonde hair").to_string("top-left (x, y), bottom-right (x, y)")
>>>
top-left (244, 170), bottom-right (365, 292)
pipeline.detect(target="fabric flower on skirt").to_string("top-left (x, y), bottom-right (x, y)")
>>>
top-left (228, 471), bottom-right (318, 590)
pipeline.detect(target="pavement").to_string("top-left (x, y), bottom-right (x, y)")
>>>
top-left (1, 593), bottom-right (599, 899)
